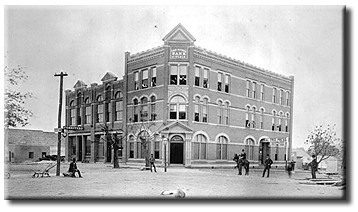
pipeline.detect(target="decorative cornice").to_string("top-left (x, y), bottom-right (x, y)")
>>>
top-left (127, 46), bottom-right (165, 65)
top-left (193, 46), bottom-right (292, 83)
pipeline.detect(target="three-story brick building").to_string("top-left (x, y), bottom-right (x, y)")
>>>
top-left (65, 24), bottom-right (294, 168)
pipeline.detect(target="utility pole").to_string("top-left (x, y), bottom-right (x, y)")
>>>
top-left (54, 71), bottom-right (68, 176)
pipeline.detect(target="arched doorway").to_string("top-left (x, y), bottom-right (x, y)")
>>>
top-left (169, 135), bottom-right (184, 164)
top-left (259, 138), bottom-right (270, 164)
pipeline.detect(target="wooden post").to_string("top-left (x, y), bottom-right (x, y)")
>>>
top-left (54, 71), bottom-right (68, 176)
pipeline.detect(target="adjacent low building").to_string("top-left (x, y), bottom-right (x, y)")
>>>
top-left (64, 24), bottom-right (294, 168)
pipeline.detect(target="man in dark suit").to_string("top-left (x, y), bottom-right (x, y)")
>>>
top-left (309, 155), bottom-right (318, 179)
top-left (262, 154), bottom-right (273, 178)
top-left (149, 154), bottom-right (157, 172)
top-left (69, 158), bottom-right (83, 178)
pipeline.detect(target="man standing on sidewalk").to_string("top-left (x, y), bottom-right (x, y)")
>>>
top-left (262, 154), bottom-right (273, 178)
top-left (149, 154), bottom-right (157, 172)
top-left (309, 155), bottom-right (318, 179)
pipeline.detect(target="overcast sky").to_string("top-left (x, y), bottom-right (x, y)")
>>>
top-left (4, 5), bottom-right (343, 148)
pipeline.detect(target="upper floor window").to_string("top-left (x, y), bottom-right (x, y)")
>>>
top-left (97, 104), bottom-right (103, 123)
top-left (142, 69), bottom-right (149, 88)
top-left (194, 67), bottom-right (200, 86)
top-left (133, 99), bottom-right (139, 122)
top-left (151, 67), bottom-right (157, 87)
top-left (70, 108), bottom-right (76, 126)
top-left (280, 89), bottom-right (283, 105)
top-left (272, 111), bottom-right (276, 131)
top-left (252, 82), bottom-right (257, 98)
top-left (85, 106), bottom-right (91, 124)
top-left (140, 97), bottom-right (148, 122)
top-left (194, 96), bottom-right (200, 122)
top-left (150, 96), bottom-right (157, 121)
top-left (251, 107), bottom-right (256, 128)
top-left (272, 87), bottom-right (277, 103)
top-left (134, 72), bottom-right (139, 90)
top-left (245, 106), bottom-right (250, 127)
top-left (217, 73), bottom-right (223, 91)
top-left (115, 91), bottom-right (123, 99)
top-left (203, 68), bottom-right (209, 88)
top-left (170, 65), bottom-right (187, 85)
top-left (246, 80), bottom-right (251, 97)
top-left (85, 97), bottom-right (90, 104)
top-left (286, 91), bottom-right (290, 106)
top-left (115, 100), bottom-right (123, 121)
top-left (260, 84), bottom-right (265, 101)
top-left (217, 100), bottom-right (223, 124)
top-left (260, 108), bottom-right (264, 129)
top-left (202, 98), bottom-right (208, 123)
top-left (224, 75), bottom-right (230, 93)
top-left (169, 95), bottom-right (187, 120)
top-left (223, 102), bottom-right (229, 125)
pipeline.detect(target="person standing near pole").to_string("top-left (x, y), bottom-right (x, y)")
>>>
top-left (308, 155), bottom-right (318, 179)
top-left (262, 154), bottom-right (273, 178)
top-left (149, 154), bottom-right (157, 172)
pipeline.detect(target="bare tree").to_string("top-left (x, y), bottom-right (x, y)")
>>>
top-left (100, 123), bottom-right (123, 168)
top-left (305, 124), bottom-right (342, 166)
top-left (4, 65), bottom-right (33, 128)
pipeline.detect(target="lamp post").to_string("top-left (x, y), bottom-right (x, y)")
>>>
top-left (163, 136), bottom-right (168, 172)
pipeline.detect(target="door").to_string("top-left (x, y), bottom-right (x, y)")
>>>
top-left (78, 137), bottom-right (82, 161)
top-left (170, 143), bottom-right (184, 164)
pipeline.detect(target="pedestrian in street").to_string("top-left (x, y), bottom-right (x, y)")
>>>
top-left (149, 154), bottom-right (157, 172)
top-left (68, 158), bottom-right (83, 178)
top-left (262, 154), bottom-right (273, 178)
top-left (308, 155), bottom-right (318, 179)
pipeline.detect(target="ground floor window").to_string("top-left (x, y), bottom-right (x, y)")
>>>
top-left (193, 134), bottom-right (207, 160)
top-left (29, 152), bottom-right (34, 159)
top-left (216, 136), bottom-right (228, 160)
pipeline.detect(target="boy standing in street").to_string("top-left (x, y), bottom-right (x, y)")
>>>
top-left (262, 154), bottom-right (273, 178)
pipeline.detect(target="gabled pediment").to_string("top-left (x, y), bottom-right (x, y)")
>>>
top-left (162, 23), bottom-right (196, 44)
top-left (101, 72), bottom-right (118, 82)
top-left (73, 80), bottom-right (87, 89)
top-left (159, 121), bottom-right (194, 133)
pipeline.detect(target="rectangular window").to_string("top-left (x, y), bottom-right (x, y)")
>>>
top-left (154, 141), bottom-right (160, 159)
top-left (224, 75), bottom-right (230, 93)
top-left (278, 118), bottom-right (282, 131)
top-left (76, 108), bottom-right (81, 125)
top-left (252, 82), bottom-right (257, 98)
top-left (246, 80), bottom-right (250, 97)
top-left (134, 72), bottom-right (139, 90)
top-left (141, 105), bottom-right (148, 122)
top-left (260, 115), bottom-right (263, 129)
top-left (285, 119), bottom-right (289, 132)
top-left (272, 117), bottom-right (275, 131)
top-left (179, 65), bottom-right (187, 85)
top-left (179, 104), bottom-right (186, 119)
top-left (203, 69), bottom-right (208, 88)
top-left (29, 152), bottom-right (34, 159)
top-left (194, 67), bottom-right (200, 86)
top-left (97, 104), bottom-right (103, 123)
top-left (105, 103), bottom-right (110, 122)
top-left (170, 104), bottom-right (177, 119)
top-left (246, 113), bottom-right (249, 127)
top-left (151, 67), bottom-right (157, 87)
top-left (251, 113), bottom-right (255, 128)
top-left (85, 106), bottom-right (91, 124)
top-left (260, 84), bottom-right (265, 100)
top-left (273, 88), bottom-right (277, 103)
top-left (194, 104), bottom-right (199, 122)
top-left (202, 105), bottom-right (208, 122)
top-left (170, 65), bottom-right (178, 85)
top-left (129, 143), bottom-right (134, 158)
top-left (224, 109), bottom-right (229, 125)
top-left (201, 143), bottom-right (206, 159)
top-left (280, 90), bottom-right (283, 105)
top-left (142, 69), bottom-right (148, 88)
top-left (133, 106), bottom-right (138, 122)
top-left (116, 101), bottom-right (123, 121)
top-left (85, 136), bottom-right (91, 155)
top-left (70, 109), bottom-right (76, 125)
top-left (217, 73), bottom-right (222, 91)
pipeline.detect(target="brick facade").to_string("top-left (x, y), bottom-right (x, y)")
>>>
top-left (65, 24), bottom-right (294, 167)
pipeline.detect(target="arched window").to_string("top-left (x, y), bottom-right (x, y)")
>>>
top-left (217, 100), bottom-right (223, 124)
top-left (96, 95), bottom-right (103, 123)
top-left (115, 91), bottom-right (123, 99)
top-left (70, 100), bottom-right (75, 126)
top-left (140, 97), bottom-right (148, 121)
top-left (202, 97), bottom-right (208, 122)
top-left (245, 138), bottom-right (255, 160)
top-left (216, 136), bottom-right (228, 160)
top-left (245, 105), bottom-right (250, 127)
top-left (169, 95), bottom-right (186, 120)
top-left (193, 134), bottom-right (207, 160)
top-left (150, 96), bottom-right (156, 121)
top-left (194, 96), bottom-right (200, 122)
top-left (84, 98), bottom-right (91, 124)
top-left (133, 99), bottom-right (139, 122)
top-left (223, 102), bottom-right (229, 125)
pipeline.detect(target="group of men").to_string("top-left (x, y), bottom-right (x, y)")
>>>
top-left (233, 149), bottom-right (274, 177)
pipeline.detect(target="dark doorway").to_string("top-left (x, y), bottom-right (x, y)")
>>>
top-left (9, 151), bottom-right (11, 163)
top-left (106, 142), bottom-right (112, 162)
top-left (170, 143), bottom-right (184, 164)
top-left (78, 137), bottom-right (82, 161)
top-left (260, 142), bottom-right (270, 164)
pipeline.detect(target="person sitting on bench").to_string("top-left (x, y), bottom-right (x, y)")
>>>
top-left (68, 158), bottom-right (83, 178)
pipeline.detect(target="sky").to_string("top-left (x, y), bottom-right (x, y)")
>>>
top-left (3, 5), bottom-right (344, 148)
